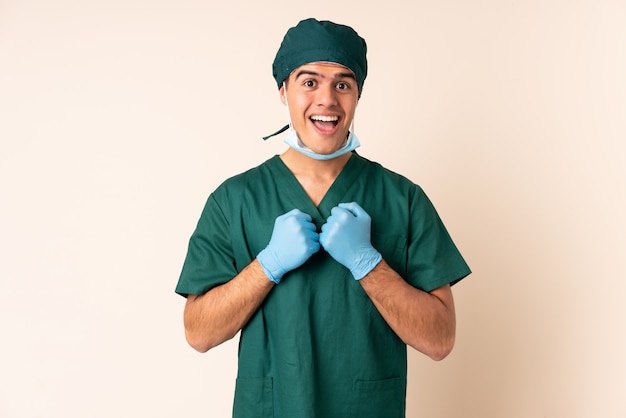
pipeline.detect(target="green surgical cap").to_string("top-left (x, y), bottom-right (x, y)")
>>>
top-left (272, 18), bottom-right (368, 94)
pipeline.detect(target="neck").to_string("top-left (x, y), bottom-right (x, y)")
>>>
top-left (280, 147), bottom-right (352, 178)
top-left (279, 148), bottom-right (352, 206)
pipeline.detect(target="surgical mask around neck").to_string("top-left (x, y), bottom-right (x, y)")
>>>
top-left (283, 128), bottom-right (360, 160)
top-left (281, 82), bottom-right (360, 160)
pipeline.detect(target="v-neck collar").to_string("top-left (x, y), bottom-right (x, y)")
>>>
top-left (267, 153), bottom-right (366, 223)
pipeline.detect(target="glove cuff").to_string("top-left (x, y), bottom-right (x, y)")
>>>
top-left (350, 249), bottom-right (383, 281)
top-left (257, 248), bottom-right (284, 284)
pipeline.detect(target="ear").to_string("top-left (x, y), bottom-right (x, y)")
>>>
top-left (279, 85), bottom-right (287, 105)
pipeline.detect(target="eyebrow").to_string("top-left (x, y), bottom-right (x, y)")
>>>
top-left (294, 69), bottom-right (356, 81)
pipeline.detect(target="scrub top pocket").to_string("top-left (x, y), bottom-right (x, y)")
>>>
top-left (351, 376), bottom-right (407, 418)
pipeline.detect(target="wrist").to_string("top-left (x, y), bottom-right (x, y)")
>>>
top-left (256, 248), bottom-right (284, 284)
top-left (350, 248), bottom-right (382, 280)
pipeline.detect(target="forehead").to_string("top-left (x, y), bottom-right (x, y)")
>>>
top-left (290, 62), bottom-right (356, 79)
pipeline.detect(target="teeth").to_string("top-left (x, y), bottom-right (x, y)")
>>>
top-left (311, 115), bottom-right (338, 122)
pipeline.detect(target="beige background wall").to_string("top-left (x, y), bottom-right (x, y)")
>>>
top-left (1, 0), bottom-right (625, 417)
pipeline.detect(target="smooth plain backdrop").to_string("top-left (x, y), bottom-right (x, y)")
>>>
top-left (1, 1), bottom-right (625, 417)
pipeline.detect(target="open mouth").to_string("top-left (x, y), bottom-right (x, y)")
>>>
top-left (310, 115), bottom-right (339, 132)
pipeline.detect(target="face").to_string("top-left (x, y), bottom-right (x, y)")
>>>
top-left (280, 62), bottom-right (359, 156)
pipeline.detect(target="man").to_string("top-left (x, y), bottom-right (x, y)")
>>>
top-left (176, 18), bottom-right (470, 418)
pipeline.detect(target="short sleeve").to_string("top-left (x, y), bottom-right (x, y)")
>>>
top-left (175, 194), bottom-right (237, 297)
top-left (406, 186), bottom-right (471, 292)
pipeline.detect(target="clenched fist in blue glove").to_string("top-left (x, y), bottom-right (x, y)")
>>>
top-left (319, 202), bottom-right (382, 280)
top-left (257, 209), bottom-right (320, 284)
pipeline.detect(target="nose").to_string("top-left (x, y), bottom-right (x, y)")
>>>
top-left (315, 83), bottom-right (338, 107)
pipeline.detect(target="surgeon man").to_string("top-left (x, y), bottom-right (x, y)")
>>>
top-left (176, 18), bottom-right (471, 418)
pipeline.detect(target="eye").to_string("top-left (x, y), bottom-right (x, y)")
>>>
top-left (304, 79), bottom-right (316, 88)
top-left (336, 82), bottom-right (350, 90)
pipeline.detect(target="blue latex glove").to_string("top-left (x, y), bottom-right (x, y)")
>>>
top-left (319, 202), bottom-right (382, 280)
top-left (257, 209), bottom-right (320, 284)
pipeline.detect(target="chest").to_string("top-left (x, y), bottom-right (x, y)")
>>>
top-left (294, 175), bottom-right (335, 207)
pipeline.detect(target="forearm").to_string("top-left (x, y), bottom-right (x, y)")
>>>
top-left (359, 259), bottom-right (456, 361)
top-left (183, 259), bottom-right (274, 352)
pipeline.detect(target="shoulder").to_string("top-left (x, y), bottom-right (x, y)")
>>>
top-left (213, 156), bottom-right (279, 195)
top-left (354, 153), bottom-right (425, 196)
top-left (196, 156), bottom-right (279, 219)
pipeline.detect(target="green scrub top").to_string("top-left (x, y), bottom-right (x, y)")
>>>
top-left (176, 153), bottom-right (471, 418)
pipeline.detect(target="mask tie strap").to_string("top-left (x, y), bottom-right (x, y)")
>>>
top-left (262, 82), bottom-right (294, 141)
top-left (262, 125), bottom-right (289, 140)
